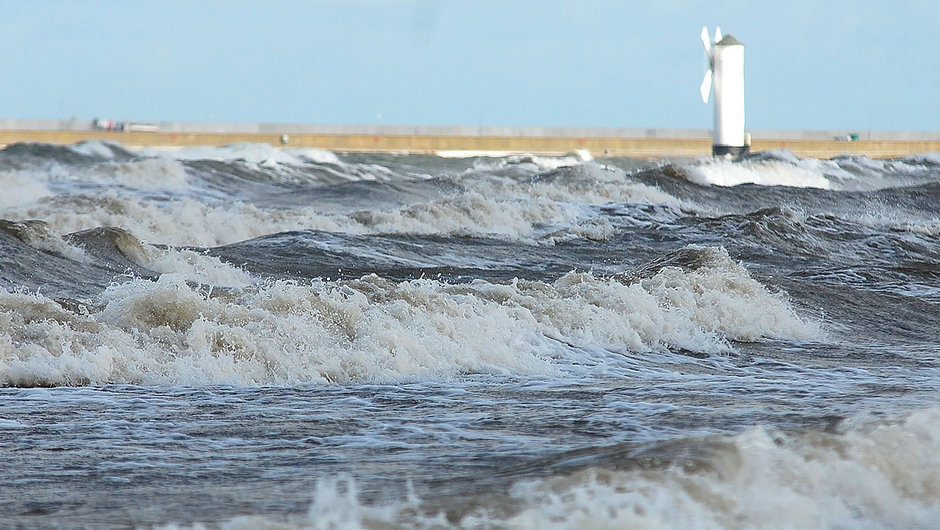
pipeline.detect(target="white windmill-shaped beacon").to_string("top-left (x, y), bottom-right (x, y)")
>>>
top-left (700, 27), bottom-right (750, 158)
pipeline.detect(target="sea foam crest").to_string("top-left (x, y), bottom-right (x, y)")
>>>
top-left (8, 194), bottom-right (349, 247)
top-left (145, 142), bottom-right (341, 165)
top-left (145, 248), bottom-right (255, 288)
top-left (7, 164), bottom-right (681, 246)
top-left (337, 164), bottom-right (679, 239)
top-left (683, 151), bottom-right (940, 191)
top-left (67, 140), bottom-right (132, 159)
top-left (459, 162), bottom-right (678, 205)
top-left (497, 408), bottom-right (940, 529)
top-left (89, 158), bottom-right (190, 191)
top-left (0, 171), bottom-right (53, 207)
top-left (0, 247), bottom-right (819, 387)
top-left (467, 152), bottom-right (592, 171)
top-left (349, 192), bottom-right (584, 238)
top-left (684, 157), bottom-right (833, 189)
top-left (188, 407), bottom-right (940, 529)
top-left (0, 219), bottom-right (90, 263)
top-left (1, 141), bottom-right (189, 192)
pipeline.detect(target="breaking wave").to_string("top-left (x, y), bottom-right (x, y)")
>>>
top-left (183, 407), bottom-right (940, 529)
top-left (680, 150), bottom-right (940, 190)
top-left (2, 163), bottom-right (679, 246)
top-left (0, 247), bottom-right (819, 387)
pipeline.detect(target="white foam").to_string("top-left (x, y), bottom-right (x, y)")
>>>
top-left (0, 247), bottom-right (819, 387)
top-left (143, 142), bottom-right (341, 166)
top-left (540, 217), bottom-right (617, 244)
top-left (0, 219), bottom-right (90, 263)
top-left (346, 163), bottom-right (680, 240)
top-left (685, 158), bottom-right (833, 189)
top-left (827, 155), bottom-right (940, 190)
top-left (2, 143), bottom-right (189, 194)
top-left (5, 146), bottom-right (684, 245)
top-left (68, 140), bottom-right (125, 159)
top-left (145, 249), bottom-right (255, 288)
top-left (684, 152), bottom-right (940, 191)
top-left (8, 163), bottom-right (681, 246)
top-left (0, 171), bottom-right (53, 207)
top-left (470, 153), bottom-right (592, 171)
top-left (463, 162), bottom-right (677, 205)
top-left (9, 194), bottom-right (349, 247)
top-left (354, 192), bottom-right (585, 238)
top-left (182, 407), bottom-right (940, 529)
top-left (88, 158), bottom-right (191, 191)
top-left (852, 209), bottom-right (940, 237)
top-left (352, 164), bottom-right (678, 239)
top-left (904, 152), bottom-right (940, 165)
top-left (636, 247), bottom-right (819, 342)
top-left (497, 407), bottom-right (940, 529)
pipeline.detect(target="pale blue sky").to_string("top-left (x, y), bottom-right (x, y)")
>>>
top-left (2, 0), bottom-right (937, 131)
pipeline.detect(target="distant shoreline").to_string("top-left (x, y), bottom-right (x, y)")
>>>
top-left (1, 120), bottom-right (939, 159)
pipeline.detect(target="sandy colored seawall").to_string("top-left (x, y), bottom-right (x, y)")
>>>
top-left (1, 128), bottom-right (938, 159)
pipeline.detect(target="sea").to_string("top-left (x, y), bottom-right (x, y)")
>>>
top-left (0, 140), bottom-right (938, 529)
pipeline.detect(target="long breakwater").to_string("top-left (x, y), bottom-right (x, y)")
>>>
top-left (2, 121), bottom-right (939, 158)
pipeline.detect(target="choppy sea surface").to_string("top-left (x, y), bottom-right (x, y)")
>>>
top-left (1, 141), bottom-right (938, 528)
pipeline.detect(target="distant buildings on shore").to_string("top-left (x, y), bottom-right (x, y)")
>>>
top-left (92, 119), bottom-right (159, 133)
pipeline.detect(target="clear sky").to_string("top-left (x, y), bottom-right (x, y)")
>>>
top-left (2, 0), bottom-right (937, 131)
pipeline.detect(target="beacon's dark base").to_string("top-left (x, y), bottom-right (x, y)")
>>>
top-left (712, 144), bottom-right (750, 158)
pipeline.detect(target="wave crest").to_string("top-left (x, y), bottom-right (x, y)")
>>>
top-left (0, 247), bottom-right (819, 387)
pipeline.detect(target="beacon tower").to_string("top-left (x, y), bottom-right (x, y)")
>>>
top-left (700, 27), bottom-right (749, 158)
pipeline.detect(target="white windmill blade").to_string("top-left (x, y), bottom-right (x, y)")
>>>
top-left (714, 27), bottom-right (722, 43)
top-left (700, 26), bottom-right (712, 56)
top-left (700, 68), bottom-right (712, 103)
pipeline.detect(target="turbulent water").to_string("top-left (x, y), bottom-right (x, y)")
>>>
top-left (1, 140), bottom-right (938, 528)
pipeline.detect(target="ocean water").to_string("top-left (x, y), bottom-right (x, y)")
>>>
top-left (1, 141), bottom-right (938, 528)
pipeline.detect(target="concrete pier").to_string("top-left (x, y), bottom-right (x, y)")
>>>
top-left (1, 120), bottom-right (938, 159)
